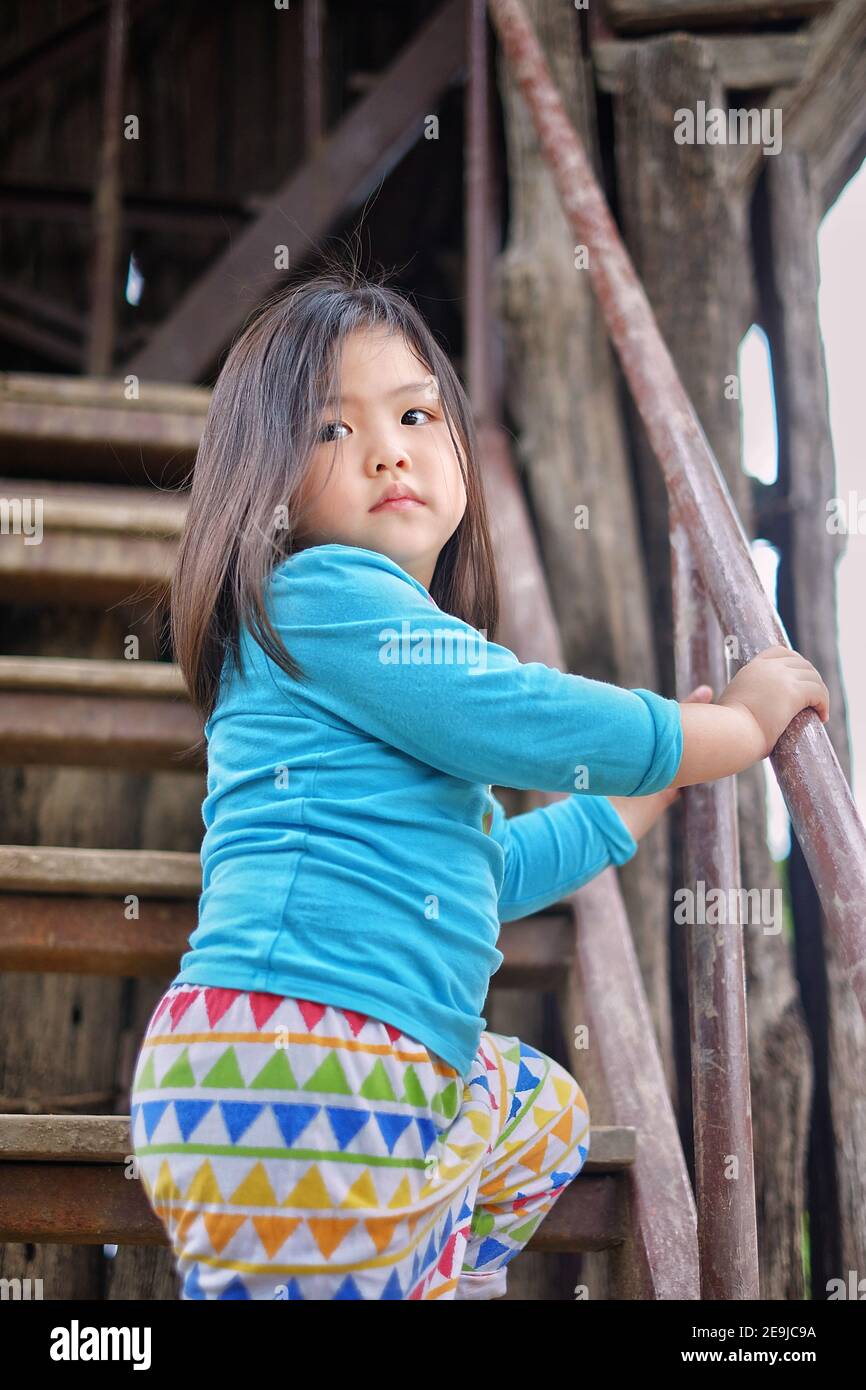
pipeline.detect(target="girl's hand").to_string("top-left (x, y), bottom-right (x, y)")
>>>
top-left (718, 645), bottom-right (830, 760)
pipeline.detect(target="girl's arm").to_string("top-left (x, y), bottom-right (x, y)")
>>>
top-left (607, 684), bottom-right (711, 842)
top-left (489, 790), bottom-right (639, 921)
top-left (490, 677), bottom-right (778, 918)
top-left (608, 647), bottom-right (831, 839)
top-left (606, 785), bottom-right (680, 843)
top-left (267, 548), bottom-right (828, 801)
top-left (267, 544), bottom-right (682, 797)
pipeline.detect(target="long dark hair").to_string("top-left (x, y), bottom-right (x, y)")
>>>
top-left (170, 260), bottom-right (501, 743)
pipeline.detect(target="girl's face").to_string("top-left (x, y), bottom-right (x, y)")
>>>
top-left (293, 327), bottom-right (467, 589)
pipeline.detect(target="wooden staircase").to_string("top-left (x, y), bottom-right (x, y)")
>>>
top-left (0, 475), bottom-right (184, 607)
top-left (3, 0), bottom-right (862, 1306)
top-left (0, 373), bottom-right (666, 1288)
top-left (0, 1114), bottom-right (636, 1254)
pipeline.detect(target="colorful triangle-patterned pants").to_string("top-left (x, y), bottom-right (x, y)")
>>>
top-left (130, 983), bottom-right (591, 1300)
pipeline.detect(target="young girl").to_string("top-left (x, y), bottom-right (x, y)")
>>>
top-left (130, 269), bottom-right (829, 1301)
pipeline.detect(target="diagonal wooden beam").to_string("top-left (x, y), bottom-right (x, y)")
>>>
top-left (125, 0), bottom-right (467, 383)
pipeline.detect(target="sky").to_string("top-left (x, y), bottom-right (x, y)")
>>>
top-left (739, 156), bottom-right (866, 859)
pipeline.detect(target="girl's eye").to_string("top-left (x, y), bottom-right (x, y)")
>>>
top-left (318, 421), bottom-right (349, 443)
top-left (318, 408), bottom-right (433, 443)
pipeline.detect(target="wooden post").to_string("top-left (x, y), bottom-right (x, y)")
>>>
top-left (755, 144), bottom-right (866, 1296)
top-left (672, 517), bottom-right (759, 1298)
top-left (86, 0), bottom-right (129, 377)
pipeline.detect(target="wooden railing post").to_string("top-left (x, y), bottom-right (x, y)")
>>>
top-left (672, 510), bottom-right (760, 1299)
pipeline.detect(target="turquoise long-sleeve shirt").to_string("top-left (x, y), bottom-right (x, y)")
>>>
top-left (173, 542), bottom-right (683, 1077)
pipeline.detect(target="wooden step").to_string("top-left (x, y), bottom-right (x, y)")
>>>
top-left (0, 1114), bottom-right (633, 1250)
top-left (0, 657), bottom-right (202, 770)
top-left (0, 373), bottom-right (208, 487)
top-left (0, 844), bottom-right (198, 975)
top-left (0, 477), bottom-right (187, 605)
top-left (0, 843), bottom-right (575, 984)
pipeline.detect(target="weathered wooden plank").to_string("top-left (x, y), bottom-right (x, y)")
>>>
top-left (85, 0), bottom-right (128, 377)
top-left (0, 1112), bottom-right (635, 1169)
top-left (0, 692), bottom-right (202, 771)
top-left (0, 653), bottom-right (184, 692)
top-left (593, 34), bottom-right (811, 93)
top-left (605, 0), bottom-right (832, 33)
top-left (0, 844), bottom-right (200, 895)
top-left (0, 480), bottom-right (186, 602)
top-left (0, 656), bottom-right (194, 778)
top-left (0, 875), bottom-right (573, 982)
top-left (0, 531), bottom-right (177, 605)
top-left (672, 522), bottom-right (759, 1299)
top-left (0, 373), bottom-right (206, 488)
top-left (0, 371), bottom-right (209, 416)
top-left (0, 477), bottom-right (188, 535)
top-left (0, 398), bottom-right (201, 457)
top-left (0, 1114), bottom-right (137, 1162)
top-left (0, 1165), bottom-right (165, 1245)
top-left (495, 911), bottom-right (576, 987)
top-left (0, 656), bottom-right (186, 695)
top-left (0, 1143), bottom-right (629, 1248)
top-left (0, 894), bottom-right (196, 975)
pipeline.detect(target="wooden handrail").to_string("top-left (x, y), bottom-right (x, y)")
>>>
top-left (486, 0), bottom-right (866, 1028)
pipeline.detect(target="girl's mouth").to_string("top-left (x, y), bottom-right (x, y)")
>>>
top-left (370, 497), bottom-right (425, 512)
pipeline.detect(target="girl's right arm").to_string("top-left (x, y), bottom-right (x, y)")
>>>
top-left (265, 544), bottom-right (684, 797)
top-left (265, 547), bottom-right (828, 798)
top-left (671, 644), bottom-right (830, 788)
